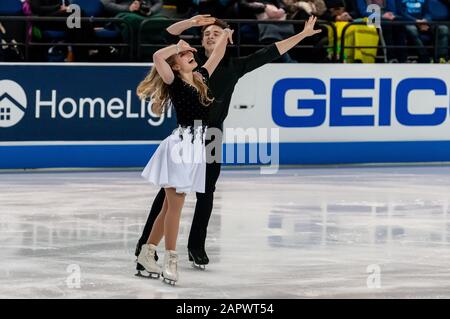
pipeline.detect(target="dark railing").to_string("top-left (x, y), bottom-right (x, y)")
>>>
top-left (339, 20), bottom-right (450, 63)
top-left (137, 18), bottom-right (338, 62)
top-left (1, 16), bottom-right (449, 63)
top-left (0, 16), bottom-right (134, 61)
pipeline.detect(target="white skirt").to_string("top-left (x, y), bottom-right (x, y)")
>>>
top-left (141, 126), bottom-right (207, 194)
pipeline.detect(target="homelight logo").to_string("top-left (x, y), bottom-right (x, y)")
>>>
top-left (0, 80), bottom-right (27, 128)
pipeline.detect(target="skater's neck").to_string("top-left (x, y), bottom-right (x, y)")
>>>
top-left (179, 71), bottom-right (194, 86)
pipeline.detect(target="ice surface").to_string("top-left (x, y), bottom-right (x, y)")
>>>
top-left (1, 166), bottom-right (450, 298)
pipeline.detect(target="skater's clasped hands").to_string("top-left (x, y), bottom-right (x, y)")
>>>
top-left (301, 16), bottom-right (322, 38)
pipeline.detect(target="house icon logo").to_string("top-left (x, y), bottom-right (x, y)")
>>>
top-left (0, 80), bottom-right (27, 128)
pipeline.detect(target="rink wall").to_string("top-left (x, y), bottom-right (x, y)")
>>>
top-left (1, 63), bottom-right (450, 169)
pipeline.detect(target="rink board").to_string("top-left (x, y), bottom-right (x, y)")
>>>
top-left (1, 63), bottom-right (450, 169)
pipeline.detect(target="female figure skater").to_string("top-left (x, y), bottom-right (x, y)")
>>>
top-left (135, 16), bottom-right (322, 272)
top-left (135, 29), bottom-right (233, 285)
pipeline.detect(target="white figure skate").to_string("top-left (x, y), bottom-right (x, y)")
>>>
top-left (162, 250), bottom-right (178, 285)
top-left (136, 244), bottom-right (161, 279)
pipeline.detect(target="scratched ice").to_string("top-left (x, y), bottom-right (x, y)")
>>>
top-left (1, 166), bottom-right (450, 298)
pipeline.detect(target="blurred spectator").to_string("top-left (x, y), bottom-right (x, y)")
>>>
top-left (29, 0), bottom-right (95, 61)
top-left (283, 0), bottom-right (329, 61)
top-left (165, 0), bottom-right (196, 17)
top-left (324, 0), bottom-right (381, 62)
top-left (239, 0), bottom-right (297, 62)
top-left (0, 0), bottom-right (26, 61)
top-left (428, 0), bottom-right (449, 62)
top-left (101, 0), bottom-right (162, 16)
top-left (356, 0), bottom-right (407, 62)
top-left (323, 0), bottom-right (359, 21)
top-left (428, 0), bottom-right (449, 20)
top-left (284, 0), bottom-right (327, 19)
top-left (0, 21), bottom-right (25, 62)
top-left (192, 0), bottom-right (239, 18)
top-left (101, 0), bottom-right (169, 59)
top-left (436, 0), bottom-right (450, 9)
top-left (396, 0), bottom-right (448, 62)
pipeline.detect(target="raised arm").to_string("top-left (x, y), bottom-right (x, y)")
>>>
top-left (167, 14), bottom-right (217, 36)
top-left (152, 40), bottom-right (197, 84)
top-left (202, 29), bottom-right (234, 76)
top-left (275, 16), bottom-right (322, 55)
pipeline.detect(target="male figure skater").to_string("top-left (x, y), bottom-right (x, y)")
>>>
top-left (136, 14), bottom-right (321, 271)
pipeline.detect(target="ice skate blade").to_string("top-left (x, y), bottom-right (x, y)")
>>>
top-left (162, 274), bottom-right (177, 286)
top-left (163, 278), bottom-right (176, 286)
top-left (192, 262), bottom-right (206, 270)
top-left (188, 251), bottom-right (208, 266)
top-left (135, 269), bottom-right (160, 279)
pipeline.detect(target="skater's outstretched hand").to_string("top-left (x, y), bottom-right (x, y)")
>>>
top-left (189, 14), bottom-right (216, 27)
top-left (176, 39), bottom-right (197, 54)
top-left (168, 14), bottom-right (216, 36)
top-left (221, 28), bottom-right (234, 45)
top-left (301, 16), bottom-right (322, 38)
top-left (275, 16), bottom-right (321, 55)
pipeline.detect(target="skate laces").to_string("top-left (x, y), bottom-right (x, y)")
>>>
top-left (145, 246), bottom-right (155, 260)
top-left (167, 253), bottom-right (178, 271)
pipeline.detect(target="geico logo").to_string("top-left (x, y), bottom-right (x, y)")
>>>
top-left (272, 78), bottom-right (448, 127)
top-left (34, 90), bottom-right (171, 125)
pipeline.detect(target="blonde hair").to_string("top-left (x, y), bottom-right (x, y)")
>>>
top-left (136, 55), bottom-right (214, 116)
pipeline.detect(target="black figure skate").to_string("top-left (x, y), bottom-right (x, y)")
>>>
top-left (188, 248), bottom-right (209, 270)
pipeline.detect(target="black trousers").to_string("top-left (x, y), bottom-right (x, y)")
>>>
top-left (136, 160), bottom-right (222, 254)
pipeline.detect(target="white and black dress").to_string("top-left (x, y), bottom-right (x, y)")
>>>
top-left (141, 67), bottom-right (211, 194)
